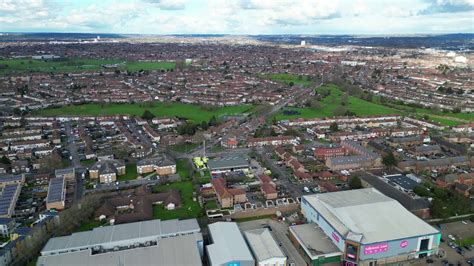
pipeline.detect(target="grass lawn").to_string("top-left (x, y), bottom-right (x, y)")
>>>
top-left (196, 169), bottom-right (211, 184)
top-left (272, 84), bottom-right (398, 120)
top-left (266, 73), bottom-right (313, 87)
top-left (455, 237), bottom-right (474, 247)
top-left (0, 58), bottom-right (175, 74)
top-left (81, 159), bottom-right (96, 168)
top-left (204, 200), bottom-right (218, 210)
top-left (152, 181), bottom-right (204, 220)
top-left (73, 219), bottom-right (104, 233)
top-left (35, 102), bottom-right (254, 123)
top-left (176, 158), bottom-right (191, 180)
top-left (118, 163), bottom-right (137, 181)
top-left (170, 142), bottom-right (200, 153)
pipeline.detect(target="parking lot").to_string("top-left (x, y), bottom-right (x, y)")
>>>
top-left (238, 218), bottom-right (306, 266)
top-left (413, 221), bottom-right (474, 266)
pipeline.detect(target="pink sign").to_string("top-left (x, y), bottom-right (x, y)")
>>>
top-left (363, 243), bottom-right (389, 255)
top-left (400, 240), bottom-right (408, 248)
top-left (332, 232), bottom-right (340, 243)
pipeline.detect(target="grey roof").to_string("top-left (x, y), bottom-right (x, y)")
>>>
top-left (37, 233), bottom-right (203, 266)
top-left (90, 159), bottom-right (125, 174)
top-left (207, 156), bottom-right (249, 171)
top-left (41, 218), bottom-right (200, 255)
top-left (0, 174), bottom-right (24, 184)
top-left (46, 177), bottom-right (65, 204)
top-left (244, 228), bottom-right (286, 262)
top-left (207, 222), bottom-right (254, 265)
top-left (303, 188), bottom-right (439, 244)
top-left (0, 184), bottom-right (21, 216)
top-left (137, 154), bottom-right (176, 167)
top-left (359, 173), bottom-right (430, 211)
top-left (385, 174), bottom-right (419, 190)
top-left (328, 155), bottom-right (372, 165)
top-left (54, 167), bottom-right (75, 177)
top-left (289, 223), bottom-right (342, 258)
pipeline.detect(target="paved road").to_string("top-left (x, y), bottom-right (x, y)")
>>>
top-left (257, 148), bottom-right (315, 199)
top-left (84, 178), bottom-right (162, 194)
top-left (65, 122), bottom-right (81, 168)
top-left (65, 122), bottom-right (85, 201)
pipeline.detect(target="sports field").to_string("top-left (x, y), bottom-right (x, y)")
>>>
top-left (0, 58), bottom-right (175, 74)
top-left (35, 102), bottom-right (254, 123)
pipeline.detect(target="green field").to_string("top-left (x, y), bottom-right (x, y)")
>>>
top-left (152, 181), bottom-right (204, 220)
top-left (266, 73), bottom-right (313, 87)
top-left (0, 58), bottom-right (175, 74)
top-left (176, 158), bottom-right (191, 180)
top-left (36, 102), bottom-right (254, 123)
top-left (272, 84), bottom-right (473, 126)
top-left (273, 84), bottom-right (398, 120)
top-left (118, 163), bottom-right (137, 181)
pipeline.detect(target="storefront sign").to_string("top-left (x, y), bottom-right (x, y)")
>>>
top-left (363, 243), bottom-right (388, 255)
top-left (400, 240), bottom-right (408, 248)
top-left (332, 232), bottom-right (340, 243)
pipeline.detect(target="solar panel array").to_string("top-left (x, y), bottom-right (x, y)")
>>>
top-left (47, 177), bottom-right (65, 203)
top-left (0, 184), bottom-right (21, 216)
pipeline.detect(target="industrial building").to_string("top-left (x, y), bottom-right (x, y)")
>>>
top-left (38, 218), bottom-right (203, 266)
top-left (207, 222), bottom-right (255, 266)
top-left (289, 223), bottom-right (342, 266)
top-left (244, 228), bottom-right (287, 266)
top-left (207, 155), bottom-right (249, 174)
top-left (301, 188), bottom-right (440, 265)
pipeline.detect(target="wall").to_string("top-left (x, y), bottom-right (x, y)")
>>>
top-left (301, 197), bottom-right (345, 251)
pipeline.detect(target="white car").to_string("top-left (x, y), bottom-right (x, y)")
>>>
top-left (448, 234), bottom-right (456, 241)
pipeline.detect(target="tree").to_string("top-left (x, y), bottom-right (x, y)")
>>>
top-left (200, 121), bottom-right (209, 130)
top-left (311, 100), bottom-right (322, 110)
top-left (332, 105), bottom-right (347, 116)
top-left (349, 176), bottom-right (362, 189)
top-left (382, 152), bottom-right (397, 167)
top-left (340, 93), bottom-right (348, 106)
top-left (141, 110), bottom-right (155, 120)
top-left (329, 122), bottom-right (339, 132)
top-left (0, 156), bottom-right (11, 165)
top-left (208, 116), bottom-right (218, 127)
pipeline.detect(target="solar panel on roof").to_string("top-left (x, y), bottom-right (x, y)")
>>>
top-left (47, 177), bottom-right (65, 203)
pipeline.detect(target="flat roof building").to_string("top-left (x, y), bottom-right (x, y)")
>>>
top-left (289, 223), bottom-right (342, 266)
top-left (0, 184), bottom-right (21, 218)
top-left (207, 155), bottom-right (249, 174)
top-left (46, 177), bottom-right (66, 210)
top-left (301, 188), bottom-right (440, 265)
top-left (244, 228), bottom-right (287, 266)
top-left (38, 218), bottom-right (203, 266)
top-left (207, 222), bottom-right (255, 266)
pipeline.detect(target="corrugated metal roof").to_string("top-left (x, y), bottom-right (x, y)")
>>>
top-left (207, 222), bottom-right (254, 265)
top-left (244, 228), bottom-right (286, 262)
top-left (303, 188), bottom-right (439, 244)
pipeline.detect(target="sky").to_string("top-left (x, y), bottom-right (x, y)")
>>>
top-left (0, 0), bottom-right (473, 35)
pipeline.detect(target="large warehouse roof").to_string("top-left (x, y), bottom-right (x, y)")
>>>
top-left (207, 222), bottom-right (254, 265)
top-left (303, 188), bottom-right (438, 244)
top-left (38, 233), bottom-right (203, 266)
top-left (244, 228), bottom-right (286, 262)
top-left (41, 218), bottom-right (200, 255)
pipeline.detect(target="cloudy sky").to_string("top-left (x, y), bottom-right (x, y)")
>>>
top-left (0, 0), bottom-right (473, 34)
